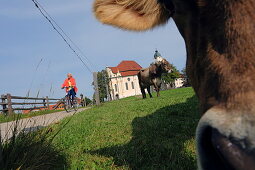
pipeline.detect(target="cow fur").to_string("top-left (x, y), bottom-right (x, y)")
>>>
top-left (93, 0), bottom-right (174, 31)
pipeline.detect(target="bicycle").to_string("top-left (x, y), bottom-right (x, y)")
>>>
top-left (63, 93), bottom-right (78, 112)
top-left (54, 87), bottom-right (79, 113)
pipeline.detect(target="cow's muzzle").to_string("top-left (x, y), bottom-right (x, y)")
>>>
top-left (196, 108), bottom-right (255, 170)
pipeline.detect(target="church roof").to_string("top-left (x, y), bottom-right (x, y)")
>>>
top-left (108, 60), bottom-right (142, 77)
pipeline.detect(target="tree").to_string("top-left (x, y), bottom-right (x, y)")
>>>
top-left (97, 70), bottom-right (109, 102)
top-left (80, 93), bottom-right (92, 106)
top-left (162, 64), bottom-right (181, 87)
top-left (85, 97), bottom-right (92, 105)
top-left (181, 67), bottom-right (191, 87)
top-left (181, 68), bottom-right (186, 77)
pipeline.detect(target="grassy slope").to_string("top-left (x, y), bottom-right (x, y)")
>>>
top-left (52, 87), bottom-right (199, 169)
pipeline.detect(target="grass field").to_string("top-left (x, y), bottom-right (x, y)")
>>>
top-left (51, 87), bottom-right (200, 169)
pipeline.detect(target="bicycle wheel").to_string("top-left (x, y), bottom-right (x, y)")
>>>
top-left (64, 96), bottom-right (72, 112)
top-left (72, 97), bottom-right (78, 111)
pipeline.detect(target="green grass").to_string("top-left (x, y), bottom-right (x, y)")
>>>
top-left (0, 128), bottom-right (67, 170)
top-left (0, 110), bottom-right (63, 123)
top-left (51, 87), bottom-right (200, 169)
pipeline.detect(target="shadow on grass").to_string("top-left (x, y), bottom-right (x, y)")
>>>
top-left (0, 129), bottom-right (67, 170)
top-left (89, 95), bottom-right (199, 169)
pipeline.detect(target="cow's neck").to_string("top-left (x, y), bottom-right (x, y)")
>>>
top-left (203, 0), bottom-right (255, 111)
top-left (156, 64), bottom-right (163, 77)
top-left (176, 0), bottom-right (255, 112)
top-left (151, 64), bottom-right (163, 77)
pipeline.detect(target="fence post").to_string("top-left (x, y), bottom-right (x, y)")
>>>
top-left (43, 98), bottom-right (46, 108)
top-left (93, 72), bottom-right (100, 106)
top-left (80, 94), bottom-right (83, 107)
top-left (6, 94), bottom-right (13, 115)
top-left (46, 96), bottom-right (50, 110)
top-left (1, 95), bottom-right (7, 114)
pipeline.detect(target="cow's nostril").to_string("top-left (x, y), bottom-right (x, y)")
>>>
top-left (197, 127), bottom-right (230, 170)
top-left (196, 108), bottom-right (255, 170)
top-left (197, 126), bottom-right (255, 170)
top-left (211, 129), bottom-right (255, 170)
top-left (211, 129), bottom-right (240, 170)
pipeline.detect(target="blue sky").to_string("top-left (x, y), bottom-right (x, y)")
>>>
top-left (0, 0), bottom-right (186, 98)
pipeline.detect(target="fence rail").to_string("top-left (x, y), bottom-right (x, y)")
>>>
top-left (0, 94), bottom-right (62, 115)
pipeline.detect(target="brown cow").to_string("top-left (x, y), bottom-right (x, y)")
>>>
top-left (93, 0), bottom-right (255, 169)
top-left (138, 59), bottom-right (172, 99)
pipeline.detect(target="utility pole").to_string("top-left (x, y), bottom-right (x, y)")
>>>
top-left (93, 72), bottom-right (100, 105)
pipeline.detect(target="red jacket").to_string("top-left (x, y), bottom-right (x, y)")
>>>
top-left (62, 77), bottom-right (78, 93)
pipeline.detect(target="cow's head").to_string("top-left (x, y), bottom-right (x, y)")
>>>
top-left (159, 59), bottom-right (172, 73)
top-left (93, 0), bottom-right (255, 169)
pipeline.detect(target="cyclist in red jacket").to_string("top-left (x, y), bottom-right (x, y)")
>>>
top-left (61, 73), bottom-right (78, 103)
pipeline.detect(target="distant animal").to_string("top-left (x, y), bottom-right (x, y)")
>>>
top-left (93, 0), bottom-right (255, 169)
top-left (138, 59), bottom-right (172, 99)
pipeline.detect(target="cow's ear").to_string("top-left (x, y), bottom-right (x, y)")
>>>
top-left (93, 0), bottom-right (173, 31)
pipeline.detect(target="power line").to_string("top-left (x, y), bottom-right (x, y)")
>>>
top-left (32, 0), bottom-right (93, 73)
top-left (34, 0), bottom-right (97, 69)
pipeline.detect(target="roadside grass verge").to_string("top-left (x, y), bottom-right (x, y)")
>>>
top-left (52, 87), bottom-right (200, 169)
top-left (0, 110), bottom-right (63, 123)
top-left (0, 127), bottom-right (66, 170)
top-left (0, 106), bottom-right (89, 169)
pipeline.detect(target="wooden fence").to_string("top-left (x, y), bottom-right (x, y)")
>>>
top-left (0, 94), bottom-right (61, 115)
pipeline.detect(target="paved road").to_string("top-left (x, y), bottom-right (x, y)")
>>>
top-left (0, 107), bottom-right (89, 140)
